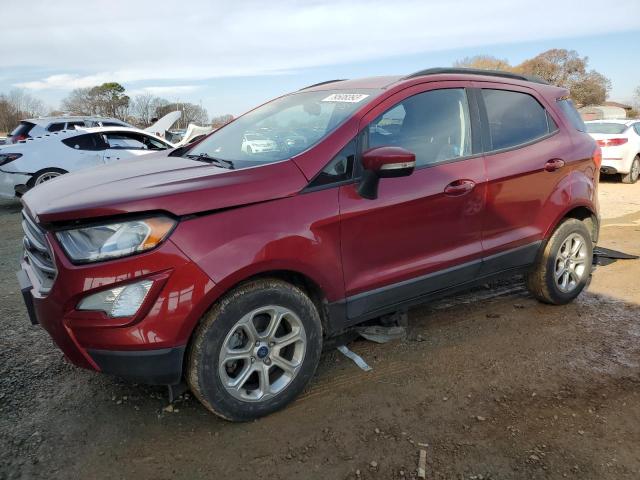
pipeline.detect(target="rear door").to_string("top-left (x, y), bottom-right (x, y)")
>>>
top-left (61, 133), bottom-right (108, 169)
top-left (476, 83), bottom-right (574, 272)
top-left (339, 82), bottom-right (487, 320)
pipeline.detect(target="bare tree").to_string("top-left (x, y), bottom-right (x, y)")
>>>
top-left (0, 89), bottom-right (46, 133)
top-left (453, 55), bottom-right (512, 71)
top-left (516, 49), bottom-right (587, 86)
top-left (61, 87), bottom-right (95, 115)
top-left (156, 102), bottom-right (208, 128)
top-left (633, 85), bottom-right (640, 112)
top-left (515, 49), bottom-right (610, 105)
top-left (211, 114), bottom-right (234, 129)
top-left (132, 93), bottom-right (170, 127)
top-left (61, 83), bottom-right (130, 119)
top-left (569, 71), bottom-right (611, 106)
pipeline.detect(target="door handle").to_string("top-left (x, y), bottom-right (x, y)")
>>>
top-left (444, 179), bottom-right (475, 196)
top-left (545, 158), bottom-right (565, 172)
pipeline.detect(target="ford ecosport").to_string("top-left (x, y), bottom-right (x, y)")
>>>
top-left (17, 68), bottom-right (600, 421)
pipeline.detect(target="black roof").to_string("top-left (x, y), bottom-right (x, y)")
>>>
top-left (404, 67), bottom-right (549, 85)
top-left (299, 79), bottom-right (348, 90)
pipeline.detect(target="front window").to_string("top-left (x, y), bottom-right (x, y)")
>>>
top-left (364, 88), bottom-right (472, 167)
top-left (105, 132), bottom-right (169, 150)
top-left (186, 89), bottom-right (380, 167)
top-left (585, 123), bottom-right (628, 135)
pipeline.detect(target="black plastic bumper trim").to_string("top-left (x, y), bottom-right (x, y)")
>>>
top-left (88, 345), bottom-right (186, 385)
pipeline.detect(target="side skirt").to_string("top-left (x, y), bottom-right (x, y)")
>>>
top-left (325, 241), bottom-right (541, 335)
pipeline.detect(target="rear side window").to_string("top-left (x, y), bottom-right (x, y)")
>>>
top-left (482, 89), bottom-right (554, 151)
top-left (47, 122), bottom-right (66, 132)
top-left (10, 121), bottom-right (35, 137)
top-left (65, 121), bottom-right (85, 130)
top-left (585, 123), bottom-right (628, 134)
top-left (557, 99), bottom-right (586, 132)
top-left (62, 133), bottom-right (107, 151)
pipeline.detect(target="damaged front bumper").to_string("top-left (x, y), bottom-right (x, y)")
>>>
top-left (0, 170), bottom-right (30, 199)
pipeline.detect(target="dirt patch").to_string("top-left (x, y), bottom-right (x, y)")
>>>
top-left (1, 182), bottom-right (640, 480)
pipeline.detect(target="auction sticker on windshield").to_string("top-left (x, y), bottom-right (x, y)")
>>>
top-left (322, 93), bottom-right (370, 103)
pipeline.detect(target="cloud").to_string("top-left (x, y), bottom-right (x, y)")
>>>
top-left (128, 85), bottom-right (201, 96)
top-left (6, 0), bottom-right (640, 91)
top-left (16, 73), bottom-right (120, 90)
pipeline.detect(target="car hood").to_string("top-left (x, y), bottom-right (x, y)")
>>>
top-left (23, 152), bottom-right (308, 224)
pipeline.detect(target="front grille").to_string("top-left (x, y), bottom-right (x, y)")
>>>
top-left (22, 211), bottom-right (57, 295)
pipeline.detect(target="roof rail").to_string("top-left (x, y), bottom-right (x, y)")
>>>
top-left (404, 67), bottom-right (549, 85)
top-left (299, 79), bottom-right (348, 91)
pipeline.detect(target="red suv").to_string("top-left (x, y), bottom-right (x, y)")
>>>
top-left (17, 69), bottom-right (600, 421)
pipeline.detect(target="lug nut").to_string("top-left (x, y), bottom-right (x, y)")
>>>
top-left (250, 356), bottom-right (256, 363)
top-left (264, 358), bottom-right (271, 366)
top-left (269, 341), bottom-right (275, 347)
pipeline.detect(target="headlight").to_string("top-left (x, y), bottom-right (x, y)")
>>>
top-left (56, 216), bottom-right (176, 263)
top-left (0, 153), bottom-right (22, 166)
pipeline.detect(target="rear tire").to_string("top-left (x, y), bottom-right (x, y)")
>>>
top-left (621, 156), bottom-right (639, 184)
top-left (28, 168), bottom-right (67, 188)
top-left (526, 219), bottom-right (593, 305)
top-left (187, 278), bottom-right (323, 421)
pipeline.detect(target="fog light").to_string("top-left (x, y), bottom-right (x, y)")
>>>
top-left (77, 279), bottom-right (153, 318)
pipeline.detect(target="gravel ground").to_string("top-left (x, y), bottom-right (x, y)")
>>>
top-left (1, 178), bottom-right (639, 480)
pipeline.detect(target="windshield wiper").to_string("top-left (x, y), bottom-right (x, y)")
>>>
top-left (186, 153), bottom-right (235, 169)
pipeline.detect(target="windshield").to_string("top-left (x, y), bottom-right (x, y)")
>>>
top-left (187, 89), bottom-right (381, 166)
top-left (586, 123), bottom-right (628, 134)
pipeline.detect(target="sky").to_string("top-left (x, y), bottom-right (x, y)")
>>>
top-left (1, 0), bottom-right (639, 119)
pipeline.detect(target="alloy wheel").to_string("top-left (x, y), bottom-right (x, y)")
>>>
top-left (35, 172), bottom-right (62, 185)
top-left (218, 305), bottom-right (306, 402)
top-left (554, 233), bottom-right (588, 293)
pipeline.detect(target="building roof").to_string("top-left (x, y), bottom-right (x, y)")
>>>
top-left (603, 101), bottom-right (632, 110)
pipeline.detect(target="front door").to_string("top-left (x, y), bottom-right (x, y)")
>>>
top-left (339, 84), bottom-right (486, 320)
top-left (103, 131), bottom-right (170, 163)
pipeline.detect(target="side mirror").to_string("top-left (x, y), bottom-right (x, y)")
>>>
top-left (358, 146), bottom-right (416, 199)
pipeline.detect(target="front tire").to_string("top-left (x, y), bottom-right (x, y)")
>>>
top-left (621, 156), bottom-right (639, 184)
top-left (187, 278), bottom-right (322, 421)
top-left (526, 219), bottom-right (593, 305)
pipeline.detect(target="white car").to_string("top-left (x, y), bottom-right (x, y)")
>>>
top-left (585, 120), bottom-right (640, 184)
top-left (0, 126), bottom-right (174, 199)
top-left (4, 116), bottom-right (132, 145)
top-left (241, 133), bottom-right (278, 154)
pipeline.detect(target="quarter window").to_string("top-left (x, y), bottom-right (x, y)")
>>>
top-left (62, 133), bottom-right (107, 151)
top-left (482, 89), bottom-right (554, 151)
top-left (366, 89), bottom-right (472, 167)
top-left (308, 139), bottom-right (355, 188)
top-left (557, 98), bottom-right (586, 132)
